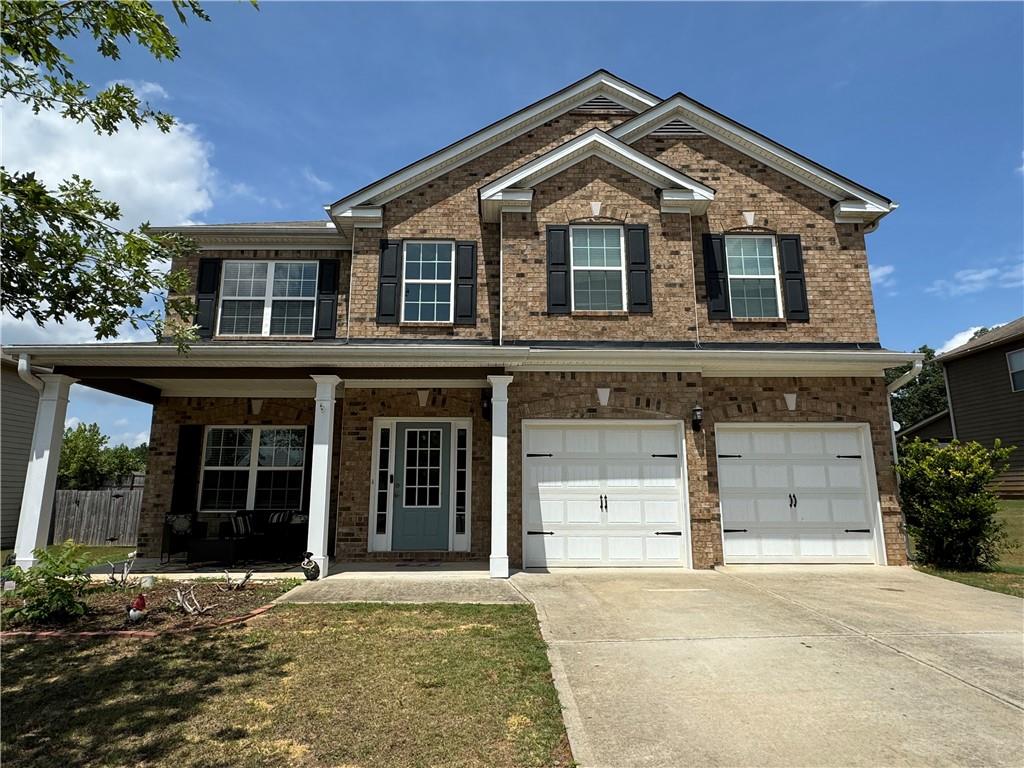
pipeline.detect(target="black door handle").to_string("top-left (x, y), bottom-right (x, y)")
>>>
top-left (723, 528), bottom-right (748, 533)
top-left (527, 530), bottom-right (555, 535)
top-left (788, 494), bottom-right (794, 508)
top-left (654, 531), bottom-right (682, 536)
top-left (794, 494), bottom-right (798, 508)
top-left (844, 528), bottom-right (871, 534)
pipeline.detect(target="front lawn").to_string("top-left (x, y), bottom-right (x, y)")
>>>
top-left (1, 603), bottom-right (572, 768)
top-left (916, 499), bottom-right (1024, 598)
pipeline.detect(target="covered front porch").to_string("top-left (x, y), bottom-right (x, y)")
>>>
top-left (9, 345), bottom-right (515, 580)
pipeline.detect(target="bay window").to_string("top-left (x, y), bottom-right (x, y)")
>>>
top-left (218, 261), bottom-right (318, 336)
top-left (199, 426), bottom-right (306, 512)
top-left (570, 226), bottom-right (626, 311)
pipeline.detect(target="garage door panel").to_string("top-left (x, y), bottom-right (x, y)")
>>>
top-left (523, 422), bottom-right (688, 568)
top-left (717, 425), bottom-right (879, 565)
top-left (717, 431), bottom-right (749, 456)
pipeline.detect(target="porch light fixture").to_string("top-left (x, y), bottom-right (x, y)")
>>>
top-left (691, 405), bottom-right (704, 432)
top-left (417, 389), bottom-right (430, 407)
top-left (596, 387), bottom-right (611, 406)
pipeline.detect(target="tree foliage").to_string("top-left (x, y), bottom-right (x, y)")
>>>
top-left (0, 1), bottom-right (243, 348)
top-left (58, 422), bottom-right (147, 489)
top-left (887, 345), bottom-right (949, 430)
top-left (897, 439), bottom-right (1014, 570)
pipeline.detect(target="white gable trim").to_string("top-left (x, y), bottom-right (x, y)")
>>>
top-left (610, 96), bottom-right (895, 220)
top-left (479, 129), bottom-right (714, 221)
top-left (329, 72), bottom-right (659, 224)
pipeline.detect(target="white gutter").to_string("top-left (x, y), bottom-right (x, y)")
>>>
top-left (17, 354), bottom-right (44, 392)
top-left (886, 358), bottom-right (923, 394)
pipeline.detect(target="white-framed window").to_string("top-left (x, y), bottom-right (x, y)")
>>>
top-left (218, 261), bottom-right (318, 336)
top-left (724, 235), bottom-right (783, 319)
top-left (198, 426), bottom-right (306, 512)
top-left (1008, 349), bottom-right (1024, 393)
top-left (570, 225), bottom-right (627, 311)
top-left (401, 241), bottom-right (454, 323)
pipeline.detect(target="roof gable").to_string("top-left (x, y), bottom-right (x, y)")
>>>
top-left (328, 71), bottom-right (659, 225)
top-left (479, 129), bottom-right (714, 221)
top-left (610, 93), bottom-right (895, 223)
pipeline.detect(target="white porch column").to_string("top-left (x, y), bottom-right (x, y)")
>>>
top-left (487, 375), bottom-right (513, 578)
top-left (14, 374), bottom-right (76, 568)
top-left (307, 374), bottom-right (342, 579)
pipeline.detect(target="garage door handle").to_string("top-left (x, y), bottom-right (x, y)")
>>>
top-left (723, 528), bottom-right (748, 533)
top-left (717, 454), bottom-right (743, 458)
top-left (651, 453), bottom-right (677, 458)
top-left (655, 531), bottom-right (682, 536)
top-left (527, 453), bottom-right (553, 458)
top-left (527, 530), bottom-right (555, 535)
top-left (836, 454), bottom-right (862, 459)
top-left (844, 528), bottom-right (871, 534)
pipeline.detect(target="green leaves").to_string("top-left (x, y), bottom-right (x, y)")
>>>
top-left (2, 540), bottom-right (98, 624)
top-left (886, 346), bottom-right (949, 429)
top-left (897, 439), bottom-right (1016, 570)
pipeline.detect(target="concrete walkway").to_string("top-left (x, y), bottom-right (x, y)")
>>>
top-left (512, 566), bottom-right (1024, 768)
top-left (275, 563), bottom-right (527, 604)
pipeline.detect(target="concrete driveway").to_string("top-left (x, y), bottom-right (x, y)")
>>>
top-left (511, 567), bottom-right (1023, 768)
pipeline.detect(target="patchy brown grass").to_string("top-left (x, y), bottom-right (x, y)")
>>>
top-left (1, 603), bottom-right (573, 768)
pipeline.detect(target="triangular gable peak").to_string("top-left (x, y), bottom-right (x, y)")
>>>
top-left (479, 129), bottom-right (715, 222)
top-left (610, 93), bottom-right (896, 225)
top-left (328, 71), bottom-right (659, 231)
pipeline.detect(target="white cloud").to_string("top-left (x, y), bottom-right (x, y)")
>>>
top-left (106, 79), bottom-right (169, 101)
top-left (303, 167), bottom-right (332, 193)
top-left (925, 261), bottom-right (1023, 298)
top-left (111, 430), bottom-right (150, 448)
top-left (64, 416), bottom-right (82, 430)
top-left (1018, 150), bottom-right (1024, 175)
top-left (937, 321), bottom-right (1009, 355)
top-left (2, 91), bottom-right (214, 229)
top-left (1, 311), bottom-right (155, 345)
top-left (869, 264), bottom-right (896, 287)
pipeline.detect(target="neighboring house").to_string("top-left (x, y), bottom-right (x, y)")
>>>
top-left (897, 409), bottom-right (953, 443)
top-left (5, 71), bottom-right (921, 573)
top-left (933, 318), bottom-right (1024, 498)
top-left (0, 356), bottom-right (42, 548)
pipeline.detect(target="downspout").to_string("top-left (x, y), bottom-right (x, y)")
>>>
top-left (498, 213), bottom-right (504, 347)
top-left (886, 358), bottom-right (924, 564)
top-left (17, 354), bottom-right (44, 393)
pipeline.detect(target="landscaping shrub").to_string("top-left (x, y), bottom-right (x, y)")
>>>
top-left (897, 439), bottom-right (1014, 570)
top-left (2, 541), bottom-right (97, 624)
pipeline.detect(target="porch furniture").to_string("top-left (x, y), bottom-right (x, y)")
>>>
top-left (161, 514), bottom-right (194, 563)
top-left (186, 513), bottom-right (253, 567)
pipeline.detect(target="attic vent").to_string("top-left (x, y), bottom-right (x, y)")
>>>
top-left (574, 94), bottom-right (636, 114)
top-left (650, 118), bottom-right (703, 137)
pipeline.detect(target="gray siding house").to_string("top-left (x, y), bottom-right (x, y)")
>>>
top-left (1, 357), bottom-right (41, 547)
top-left (935, 317), bottom-right (1024, 498)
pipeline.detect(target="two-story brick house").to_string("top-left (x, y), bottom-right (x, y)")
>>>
top-left (10, 72), bottom-right (921, 576)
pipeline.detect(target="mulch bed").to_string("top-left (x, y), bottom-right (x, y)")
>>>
top-left (1, 579), bottom-right (299, 635)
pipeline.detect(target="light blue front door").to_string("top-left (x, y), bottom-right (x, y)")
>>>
top-left (391, 422), bottom-right (451, 550)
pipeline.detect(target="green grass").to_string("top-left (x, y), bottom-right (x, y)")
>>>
top-left (1, 603), bottom-right (573, 768)
top-left (916, 499), bottom-right (1024, 598)
top-left (2, 544), bottom-right (136, 566)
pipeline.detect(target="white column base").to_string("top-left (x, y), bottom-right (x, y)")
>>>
top-left (14, 556), bottom-right (38, 570)
top-left (312, 555), bottom-right (330, 580)
top-left (489, 555), bottom-right (510, 579)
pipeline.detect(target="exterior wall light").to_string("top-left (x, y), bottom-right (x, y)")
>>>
top-left (691, 405), bottom-right (704, 432)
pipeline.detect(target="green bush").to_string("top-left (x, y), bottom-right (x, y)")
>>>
top-left (2, 541), bottom-right (98, 624)
top-left (897, 439), bottom-right (1014, 570)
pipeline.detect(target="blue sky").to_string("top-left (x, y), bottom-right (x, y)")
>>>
top-left (3, 1), bottom-right (1022, 445)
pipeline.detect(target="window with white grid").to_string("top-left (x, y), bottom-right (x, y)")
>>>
top-left (403, 429), bottom-right (442, 507)
top-left (570, 226), bottom-right (626, 311)
top-left (199, 426), bottom-right (306, 511)
top-left (218, 261), bottom-right (318, 336)
top-left (401, 242), bottom-right (454, 323)
top-left (724, 236), bottom-right (783, 319)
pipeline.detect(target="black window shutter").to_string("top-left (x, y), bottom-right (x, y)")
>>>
top-left (625, 224), bottom-right (652, 314)
top-left (701, 234), bottom-right (731, 320)
top-left (170, 424), bottom-right (204, 514)
top-left (454, 241), bottom-right (477, 325)
top-left (195, 258), bottom-right (221, 338)
top-left (777, 234), bottom-right (810, 322)
top-left (314, 259), bottom-right (340, 338)
top-left (546, 225), bottom-right (570, 314)
top-left (376, 240), bottom-right (402, 324)
top-left (300, 426), bottom-right (315, 513)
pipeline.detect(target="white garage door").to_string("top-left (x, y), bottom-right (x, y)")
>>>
top-left (523, 422), bottom-right (689, 568)
top-left (716, 425), bottom-right (882, 564)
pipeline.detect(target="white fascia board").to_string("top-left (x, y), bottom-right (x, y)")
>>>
top-left (6, 342), bottom-right (922, 377)
top-left (481, 189), bottom-right (533, 223)
top-left (480, 129), bottom-right (714, 204)
top-left (329, 73), bottom-right (660, 218)
top-left (660, 189), bottom-right (711, 216)
top-left (833, 199), bottom-right (891, 223)
top-left (611, 97), bottom-right (895, 214)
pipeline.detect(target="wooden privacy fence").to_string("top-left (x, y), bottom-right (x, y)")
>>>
top-left (52, 481), bottom-right (144, 546)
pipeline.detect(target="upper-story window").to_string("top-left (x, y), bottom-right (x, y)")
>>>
top-left (724, 236), bottom-right (783, 319)
top-left (570, 226), bottom-right (626, 311)
top-left (218, 261), bottom-right (318, 336)
top-left (1008, 349), bottom-right (1024, 392)
top-left (402, 241), bottom-right (454, 323)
